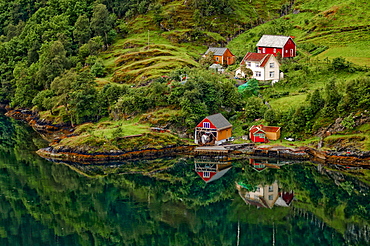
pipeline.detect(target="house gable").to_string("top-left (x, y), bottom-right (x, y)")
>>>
top-left (236, 52), bottom-right (280, 81)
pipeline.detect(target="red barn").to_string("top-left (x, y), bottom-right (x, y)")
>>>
top-left (195, 113), bottom-right (232, 145)
top-left (204, 47), bottom-right (236, 65)
top-left (256, 35), bottom-right (296, 58)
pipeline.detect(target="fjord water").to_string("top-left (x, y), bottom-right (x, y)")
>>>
top-left (0, 113), bottom-right (369, 246)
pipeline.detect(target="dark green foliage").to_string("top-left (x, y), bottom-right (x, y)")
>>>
top-left (338, 77), bottom-right (370, 114)
top-left (73, 15), bottom-right (91, 45)
top-left (332, 57), bottom-right (352, 71)
top-left (321, 79), bottom-right (341, 118)
top-left (243, 97), bottom-right (267, 122)
top-left (90, 59), bottom-right (106, 77)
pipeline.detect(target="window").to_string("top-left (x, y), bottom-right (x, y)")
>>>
top-left (269, 63), bottom-right (274, 68)
top-left (273, 48), bottom-right (276, 53)
top-left (268, 186), bottom-right (274, 192)
top-left (216, 57), bottom-right (219, 61)
top-left (268, 195), bottom-right (273, 200)
top-left (262, 48), bottom-right (266, 53)
top-left (203, 122), bottom-right (210, 128)
top-left (203, 172), bottom-right (210, 178)
top-left (255, 63), bottom-right (260, 67)
top-left (255, 71), bottom-right (261, 77)
top-left (247, 62), bottom-right (251, 67)
top-left (269, 71), bottom-right (275, 78)
top-left (256, 187), bottom-right (260, 192)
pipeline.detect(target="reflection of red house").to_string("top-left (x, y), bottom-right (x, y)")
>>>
top-left (249, 159), bottom-right (281, 172)
top-left (204, 47), bottom-right (236, 65)
top-left (249, 125), bottom-right (281, 143)
top-left (195, 159), bottom-right (232, 183)
top-left (256, 35), bottom-right (296, 58)
top-left (275, 191), bottom-right (294, 207)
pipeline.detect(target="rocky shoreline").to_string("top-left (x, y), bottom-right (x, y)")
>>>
top-left (3, 108), bottom-right (370, 165)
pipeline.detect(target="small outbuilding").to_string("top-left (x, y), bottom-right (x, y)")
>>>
top-left (195, 113), bottom-right (232, 145)
top-left (249, 124), bottom-right (281, 143)
top-left (204, 47), bottom-right (236, 65)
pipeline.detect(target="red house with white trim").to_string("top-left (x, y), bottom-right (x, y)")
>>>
top-left (249, 124), bottom-right (281, 143)
top-left (256, 35), bottom-right (296, 58)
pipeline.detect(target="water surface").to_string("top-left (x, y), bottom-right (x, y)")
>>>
top-left (0, 113), bottom-right (369, 246)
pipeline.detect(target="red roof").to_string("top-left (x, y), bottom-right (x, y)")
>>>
top-left (249, 125), bottom-right (265, 135)
top-left (240, 52), bottom-right (272, 67)
top-left (250, 124), bottom-right (280, 134)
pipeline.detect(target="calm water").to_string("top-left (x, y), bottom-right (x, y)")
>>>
top-left (0, 112), bottom-right (369, 246)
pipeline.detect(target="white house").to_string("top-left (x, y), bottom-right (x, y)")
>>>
top-left (235, 52), bottom-right (282, 82)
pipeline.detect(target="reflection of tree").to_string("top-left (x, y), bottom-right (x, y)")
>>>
top-left (0, 114), bottom-right (369, 245)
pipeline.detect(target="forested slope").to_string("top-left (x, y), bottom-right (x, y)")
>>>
top-left (0, 0), bottom-right (369, 149)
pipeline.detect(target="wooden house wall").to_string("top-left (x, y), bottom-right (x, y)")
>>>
top-left (217, 128), bottom-right (232, 141)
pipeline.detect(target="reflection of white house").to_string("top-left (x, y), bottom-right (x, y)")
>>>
top-left (236, 180), bottom-right (294, 209)
top-left (235, 52), bottom-right (282, 82)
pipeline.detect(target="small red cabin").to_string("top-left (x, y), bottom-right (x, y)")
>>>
top-left (204, 47), bottom-right (236, 65)
top-left (256, 35), bottom-right (296, 58)
top-left (249, 124), bottom-right (281, 143)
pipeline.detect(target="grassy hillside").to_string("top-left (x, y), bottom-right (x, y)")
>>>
top-left (98, 0), bottom-right (369, 84)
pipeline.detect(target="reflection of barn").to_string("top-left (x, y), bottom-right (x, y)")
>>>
top-left (195, 113), bottom-right (232, 145)
top-left (194, 156), bottom-right (232, 183)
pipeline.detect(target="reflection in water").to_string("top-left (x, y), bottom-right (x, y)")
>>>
top-left (237, 180), bottom-right (294, 209)
top-left (194, 156), bottom-right (232, 183)
top-left (0, 113), bottom-right (370, 245)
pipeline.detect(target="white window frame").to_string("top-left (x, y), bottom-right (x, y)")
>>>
top-left (273, 48), bottom-right (276, 53)
top-left (269, 71), bottom-right (275, 78)
top-left (255, 71), bottom-right (261, 77)
top-left (247, 62), bottom-right (251, 67)
top-left (203, 122), bottom-right (210, 128)
top-left (262, 48), bottom-right (266, 53)
top-left (203, 171), bottom-right (210, 178)
top-left (269, 63), bottom-right (274, 68)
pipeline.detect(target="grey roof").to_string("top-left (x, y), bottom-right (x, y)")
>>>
top-left (206, 113), bottom-right (232, 129)
top-left (256, 35), bottom-right (292, 48)
top-left (205, 47), bottom-right (228, 56)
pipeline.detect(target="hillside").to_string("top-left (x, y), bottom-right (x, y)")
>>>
top-left (0, 0), bottom-right (370, 151)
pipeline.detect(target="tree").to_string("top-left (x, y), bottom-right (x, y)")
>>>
top-left (37, 40), bottom-right (69, 88)
top-left (90, 4), bottom-right (115, 45)
top-left (199, 51), bottom-right (214, 68)
top-left (243, 97), bottom-right (267, 121)
top-left (239, 64), bottom-right (253, 78)
top-left (73, 15), bottom-right (91, 45)
top-left (321, 79), bottom-right (341, 118)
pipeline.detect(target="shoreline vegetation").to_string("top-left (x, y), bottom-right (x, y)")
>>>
top-left (4, 108), bottom-right (370, 166)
